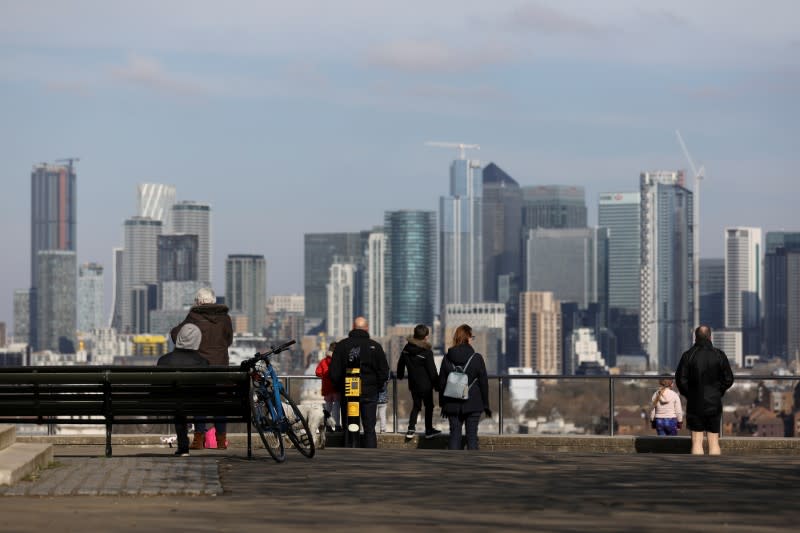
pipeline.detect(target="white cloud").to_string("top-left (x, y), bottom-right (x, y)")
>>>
top-left (109, 54), bottom-right (212, 95)
top-left (505, 2), bottom-right (607, 36)
top-left (367, 39), bottom-right (513, 73)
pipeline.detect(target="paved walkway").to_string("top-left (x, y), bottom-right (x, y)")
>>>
top-left (1, 445), bottom-right (799, 531)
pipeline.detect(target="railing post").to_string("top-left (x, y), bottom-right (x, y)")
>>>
top-left (498, 376), bottom-right (503, 435)
top-left (608, 376), bottom-right (615, 437)
top-left (392, 374), bottom-right (398, 434)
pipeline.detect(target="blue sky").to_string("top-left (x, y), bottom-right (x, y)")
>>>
top-left (0, 1), bottom-right (798, 332)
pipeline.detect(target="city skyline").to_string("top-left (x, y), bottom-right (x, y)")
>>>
top-left (1, 1), bottom-right (798, 332)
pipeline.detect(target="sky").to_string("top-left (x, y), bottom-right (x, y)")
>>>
top-left (0, 0), bottom-right (798, 334)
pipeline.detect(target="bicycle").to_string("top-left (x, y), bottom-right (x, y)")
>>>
top-left (241, 340), bottom-right (315, 462)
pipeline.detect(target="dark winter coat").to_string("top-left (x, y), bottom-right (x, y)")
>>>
top-left (438, 343), bottom-right (489, 416)
top-left (675, 339), bottom-right (734, 417)
top-left (170, 304), bottom-right (233, 366)
top-left (397, 337), bottom-right (439, 393)
top-left (329, 329), bottom-right (389, 400)
top-left (157, 347), bottom-right (210, 368)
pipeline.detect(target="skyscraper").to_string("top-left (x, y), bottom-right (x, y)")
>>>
top-left (171, 201), bottom-right (211, 285)
top-left (13, 289), bottom-right (30, 345)
top-left (137, 183), bottom-right (176, 232)
top-left (699, 258), bottom-right (725, 330)
top-left (225, 254), bottom-right (266, 336)
top-left (724, 227), bottom-right (762, 354)
top-left (482, 163), bottom-right (522, 303)
top-left (36, 250), bottom-right (77, 352)
top-left (30, 162), bottom-right (77, 350)
top-left (640, 171), bottom-right (694, 371)
top-left (599, 192), bottom-right (641, 355)
top-left (77, 262), bottom-right (104, 333)
top-left (121, 217), bottom-right (162, 333)
top-left (764, 232), bottom-right (800, 359)
top-left (326, 260), bottom-right (359, 339)
top-left (304, 232), bottom-right (369, 323)
top-left (384, 210), bottom-right (436, 327)
top-left (524, 227), bottom-right (608, 310)
top-left (440, 158), bottom-right (483, 312)
top-left (109, 247), bottom-right (124, 329)
top-left (519, 291), bottom-right (562, 374)
top-left (158, 234), bottom-right (198, 282)
top-left (365, 230), bottom-right (387, 337)
top-left (522, 185), bottom-right (587, 231)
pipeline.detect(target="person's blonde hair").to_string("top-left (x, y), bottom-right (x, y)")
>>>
top-left (451, 324), bottom-right (473, 348)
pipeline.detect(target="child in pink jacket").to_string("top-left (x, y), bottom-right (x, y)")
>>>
top-left (650, 378), bottom-right (684, 436)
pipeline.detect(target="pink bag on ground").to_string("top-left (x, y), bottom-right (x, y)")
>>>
top-left (204, 427), bottom-right (217, 449)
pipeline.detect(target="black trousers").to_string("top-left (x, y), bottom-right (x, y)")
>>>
top-left (408, 388), bottom-right (435, 433)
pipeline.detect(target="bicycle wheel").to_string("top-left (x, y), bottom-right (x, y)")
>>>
top-left (250, 387), bottom-right (285, 463)
top-left (280, 389), bottom-right (316, 458)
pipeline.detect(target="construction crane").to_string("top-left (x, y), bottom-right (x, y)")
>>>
top-left (425, 141), bottom-right (480, 160)
top-left (55, 157), bottom-right (81, 173)
top-left (675, 130), bottom-right (704, 330)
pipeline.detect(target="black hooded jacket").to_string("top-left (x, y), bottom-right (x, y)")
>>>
top-left (675, 339), bottom-right (734, 417)
top-left (397, 337), bottom-right (439, 393)
top-left (329, 329), bottom-right (389, 400)
top-left (438, 343), bottom-right (489, 416)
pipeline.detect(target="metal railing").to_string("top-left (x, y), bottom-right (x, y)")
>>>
top-left (281, 373), bottom-right (800, 437)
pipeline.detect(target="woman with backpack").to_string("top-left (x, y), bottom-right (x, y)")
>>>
top-left (439, 324), bottom-right (491, 450)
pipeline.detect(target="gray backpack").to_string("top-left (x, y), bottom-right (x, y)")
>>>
top-left (443, 354), bottom-right (476, 400)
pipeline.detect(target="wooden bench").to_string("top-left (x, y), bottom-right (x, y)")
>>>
top-left (0, 367), bottom-right (252, 457)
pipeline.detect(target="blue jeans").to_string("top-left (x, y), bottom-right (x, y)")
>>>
top-left (448, 412), bottom-right (481, 450)
top-left (655, 417), bottom-right (678, 436)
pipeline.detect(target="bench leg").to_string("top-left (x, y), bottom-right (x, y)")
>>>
top-left (105, 423), bottom-right (113, 457)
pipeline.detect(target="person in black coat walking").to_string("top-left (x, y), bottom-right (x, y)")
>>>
top-left (675, 325), bottom-right (734, 455)
top-left (329, 316), bottom-right (390, 448)
top-left (439, 324), bottom-right (490, 450)
top-left (397, 324), bottom-right (440, 439)
top-left (157, 324), bottom-right (209, 456)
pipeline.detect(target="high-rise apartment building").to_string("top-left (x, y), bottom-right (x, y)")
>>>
top-left (724, 227), bottom-right (762, 354)
top-left (444, 302), bottom-right (506, 373)
top-left (522, 185), bottom-right (587, 231)
top-left (158, 234), bottom-right (198, 282)
top-left (764, 232), bottom-right (800, 359)
top-left (121, 217), bottom-right (162, 333)
top-left (639, 171), bottom-right (694, 371)
top-left (36, 250), bottom-right (77, 352)
top-left (138, 183), bottom-right (176, 232)
top-left (365, 230), bottom-right (387, 337)
top-left (171, 201), bottom-right (211, 284)
top-left (30, 162), bottom-right (77, 350)
top-left (77, 263), bottom-right (104, 333)
top-left (13, 289), bottom-right (29, 345)
top-left (109, 247), bottom-right (124, 329)
top-left (304, 232), bottom-right (369, 323)
top-left (384, 210), bottom-right (436, 327)
top-left (225, 254), bottom-right (267, 336)
top-left (440, 158), bottom-right (483, 313)
top-left (699, 258), bottom-right (725, 330)
top-left (524, 227), bottom-right (608, 310)
top-left (482, 163), bottom-right (522, 303)
top-left (267, 295), bottom-right (305, 315)
top-left (326, 261), bottom-right (359, 339)
top-left (519, 291), bottom-right (562, 374)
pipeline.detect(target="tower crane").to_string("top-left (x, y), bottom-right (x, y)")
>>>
top-left (675, 130), bottom-right (704, 330)
top-left (55, 157), bottom-right (81, 172)
top-left (425, 141), bottom-right (480, 160)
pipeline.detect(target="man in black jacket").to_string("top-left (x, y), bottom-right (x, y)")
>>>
top-left (329, 316), bottom-right (389, 448)
top-left (675, 325), bottom-right (734, 455)
top-left (157, 324), bottom-right (209, 456)
top-left (397, 324), bottom-right (441, 439)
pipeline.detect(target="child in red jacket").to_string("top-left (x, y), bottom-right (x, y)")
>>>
top-left (315, 341), bottom-right (341, 431)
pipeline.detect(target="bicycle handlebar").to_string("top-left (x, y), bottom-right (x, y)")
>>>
top-left (241, 340), bottom-right (296, 369)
